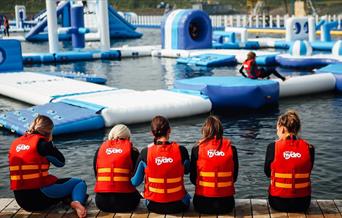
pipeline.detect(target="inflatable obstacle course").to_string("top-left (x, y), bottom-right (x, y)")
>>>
top-left (176, 54), bottom-right (236, 67)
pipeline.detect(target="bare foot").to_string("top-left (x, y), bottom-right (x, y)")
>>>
top-left (70, 201), bottom-right (87, 218)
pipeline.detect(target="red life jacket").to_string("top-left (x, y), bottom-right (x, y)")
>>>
top-left (195, 138), bottom-right (235, 197)
top-left (269, 138), bottom-right (312, 198)
top-left (144, 142), bottom-right (186, 203)
top-left (9, 134), bottom-right (57, 190)
top-left (94, 139), bottom-right (136, 193)
top-left (243, 59), bottom-right (260, 79)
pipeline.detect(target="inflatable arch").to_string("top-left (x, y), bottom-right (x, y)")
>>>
top-left (161, 9), bottom-right (212, 50)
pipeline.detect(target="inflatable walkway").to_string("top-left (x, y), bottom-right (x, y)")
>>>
top-left (0, 72), bottom-right (211, 135)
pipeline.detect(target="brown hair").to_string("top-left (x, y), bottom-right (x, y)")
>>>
top-left (247, 51), bottom-right (256, 60)
top-left (151, 116), bottom-right (170, 144)
top-left (199, 115), bottom-right (223, 149)
top-left (27, 115), bottom-right (54, 138)
top-left (277, 110), bottom-right (301, 135)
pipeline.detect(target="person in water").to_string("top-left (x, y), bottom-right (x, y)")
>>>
top-left (264, 110), bottom-right (315, 212)
top-left (8, 115), bottom-right (87, 218)
top-left (240, 51), bottom-right (286, 81)
top-left (131, 115), bottom-right (191, 214)
top-left (93, 124), bottom-right (141, 212)
top-left (190, 115), bottom-right (238, 214)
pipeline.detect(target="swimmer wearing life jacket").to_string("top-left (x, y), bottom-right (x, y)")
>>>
top-left (8, 115), bottom-right (87, 218)
top-left (131, 116), bottom-right (191, 214)
top-left (264, 110), bottom-right (315, 212)
top-left (190, 115), bottom-right (238, 214)
top-left (94, 124), bottom-right (141, 212)
top-left (240, 51), bottom-right (286, 81)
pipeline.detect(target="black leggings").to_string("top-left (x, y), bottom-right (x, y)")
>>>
top-left (147, 200), bottom-right (189, 214)
top-left (193, 195), bottom-right (235, 214)
top-left (259, 68), bottom-right (286, 81)
top-left (95, 191), bottom-right (141, 212)
top-left (268, 195), bottom-right (311, 212)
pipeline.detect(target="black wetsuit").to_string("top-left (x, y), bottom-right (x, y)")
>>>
top-left (264, 136), bottom-right (315, 212)
top-left (13, 140), bottom-right (75, 211)
top-left (132, 141), bottom-right (190, 214)
top-left (93, 146), bottom-right (141, 212)
top-left (239, 62), bottom-right (286, 81)
top-left (190, 145), bottom-right (239, 214)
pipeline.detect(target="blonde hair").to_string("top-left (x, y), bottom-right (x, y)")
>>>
top-left (277, 110), bottom-right (301, 135)
top-left (27, 115), bottom-right (54, 138)
top-left (108, 124), bottom-right (131, 140)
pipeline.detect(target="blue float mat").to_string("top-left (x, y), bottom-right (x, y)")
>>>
top-left (177, 54), bottom-right (236, 67)
top-left (174, 76), bottom-right (279, 109)
top-left (0, 102), bottom-right (105, 135)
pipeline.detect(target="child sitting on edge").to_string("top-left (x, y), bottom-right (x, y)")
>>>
top-left (9, 115), bottom-right (87, 218)
top-left (131, 115), bottom-right (191, 214)
top-left (94, 124), bottom-right (141, 212)
top-left (264, 110), bottom-right (315, 212)
top-left (190, 115), bottom-right (238, 214)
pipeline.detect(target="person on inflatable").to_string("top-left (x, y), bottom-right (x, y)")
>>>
top-left (264, 110), bottom-right (315, 212)
top-left (190, 115), bottom-right (238, 214)
top-left (94, 124), bottom-right (141, 212)
top-left (131, 115), bottom-right (191, 214)
top-left (240, 51), bottom-right (286, 81)
top-left (8, 115), bottom-right (87, 218)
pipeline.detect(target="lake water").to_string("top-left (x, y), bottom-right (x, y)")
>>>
top-left (0, 29), bottom-right (341, 199)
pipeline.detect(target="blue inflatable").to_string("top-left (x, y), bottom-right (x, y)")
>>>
top-left (0, 40), bottom-right (23, 72)
top-left (26, 3), bottom-right (142, 42)
top-left (161, 9), bottom-right (212, 50)
top-left (316, 63), bottom-right (342, 92)
top-left (0, 102), bottom-right (105, 135)
top-left (177, 54), bottom-right (236, 67)
top-left (174, 76), bottom-right (279, 109)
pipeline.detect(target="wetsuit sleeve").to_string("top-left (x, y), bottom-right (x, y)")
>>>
top-left (189, 146), bottom-right (199, 185)
top-left (37, 140), bottom-right (65, 167)
top-left (239, 65), bottom-right (247, 77)
top-left (232, 146), bottom-right (239, 182)
top-left (264, 142), bottom-right (275, 178)
top-left (131, 147), bottom-right (147, 187)
top-left (309, 144), bottom-right (315, 169)
top-left (179, 145), bottom-right (190, 174)
top-left (93, 147), bottom-right (99, 177)
top-left (131, 146), bottom-right (140, 168)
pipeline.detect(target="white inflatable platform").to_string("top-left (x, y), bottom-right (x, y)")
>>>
top-left (0, 72), bottom-right (211, 127)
